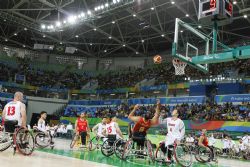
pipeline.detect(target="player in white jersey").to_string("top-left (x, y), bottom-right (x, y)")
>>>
top-left (222, 135), bottom-right (230, 154)
top-left (37, 111), bottom-right (47, 133)
top-left (2, 92), bottom-right (27, 133)
top-left (92, 117), bottom-right (106, 138)
top-left (103, 115), bottom-right (123, 141)
top-left (159, 109), bottom-right (185, 162)
top-left (242, 133), bottom-right (250, 147)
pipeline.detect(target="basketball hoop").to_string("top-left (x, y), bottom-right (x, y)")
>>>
top-left (172, 58), bottom-right (187, 75)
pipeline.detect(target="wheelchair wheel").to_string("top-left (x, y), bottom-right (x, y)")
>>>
top-left (0, 132), bottom-right (12, 152)
top-left (101, 139), bottom-right (114, 157)
top-left (70, 133), bottom-right (80, 148)
top-left (35, 132), bottom-right (51, 148)
top-left (174, 143), bottom-right (192, 167)
top-left (88, 136), bottom-right (100, 151)
top-left (114, 139), bottom-right (126, 159)
top-left (14, 128), bottom-right (35, 156)
top-left (155, 142), bottom-right (167, 163)
top-left (145, 140), bottom-right (154, 161)
top-left (195, 147), bottom-right (211, 163)
top-left (122, 139), bottom-right (133, 160)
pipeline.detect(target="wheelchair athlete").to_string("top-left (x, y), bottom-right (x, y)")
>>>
top-left (128, 101), bottom-right (161, 151)
top-left (198, 129), bottom-right (217, 162)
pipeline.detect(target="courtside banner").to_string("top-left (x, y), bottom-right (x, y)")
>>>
top-left (140, 85), bottom-right (167, 92)
top-left (128, 96), bottom-right (206, 105)
top-left (215, 94), bottom-right (250, 103)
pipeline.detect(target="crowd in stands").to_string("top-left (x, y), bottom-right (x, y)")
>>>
top-left (64, 102), bottom-right (250, 122)
top-left (1, 57), bottom-right (250, 90)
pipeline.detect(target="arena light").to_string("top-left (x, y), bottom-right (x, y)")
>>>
top-left (14, 33), bottom-right (17, 36)
top-left (109, 36), bottom-right (112, 39)
top-left (75, 35), bottom-right (79, 38)
top-left (60, 42), bottom-right (63, 45)
top-left (23, 45), bottom-right (26, 48)
top-left (94, 28), bottom-right (97, 31)
top-left (43, 35), bottom-right (46, 38)
top-left (110, 93), bottom-right (115, 96)
top-left (24, 27), bottom-right (27, 31)
top-left (141, 39), bottom-right (145, 43)
top-left (104, 50), bottom-right (107, 53)
top-left (5, 39), bottom-right (8, 42)
top-left (136, 52), bottom-right (139, 54)
top-left (198, 25), bottom-right (202, 28)
top-left (233, 1), bottom-right (237, 5)
top-left (68, 15), bottom-right (77, 24)
top-left (186, 14), bottom-right (189, 17)
top-left (151, 7), bottom-right (155, 11)
top-left (133, 14), bottom-right (136, 17)
top-left (243, 14), bottom-right (248, 18)
top-left (41, 24), bottom-right (46, 29)
top-left (112, 21), bottom-right (116, 24)
top-left (90, 43), bottom-right (93, 46)
top-left (55, 21), bottom-right (61, 27)
top-left (161, 34), bottom-right (165, 37)
top-left (171, 1), bottom-right (175, 5)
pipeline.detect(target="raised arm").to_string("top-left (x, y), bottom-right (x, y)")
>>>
top-left (128, 104), bottom-right (141, 123)
top-left (151, 100), bottom-right (161, 125)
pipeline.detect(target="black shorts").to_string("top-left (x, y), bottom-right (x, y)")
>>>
top-left (4, 120), bottom-right (18, 133)
top-left (132, 132), bottom-right (146, 147)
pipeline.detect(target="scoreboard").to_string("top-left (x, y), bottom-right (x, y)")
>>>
top-left (198, 0), bottom-right (233, 25)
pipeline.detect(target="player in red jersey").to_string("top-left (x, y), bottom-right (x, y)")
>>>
top-left (198, 129), bottom-right (217, 162)
top-left (128, 100), bottom-right (161, 148)
top-left (74, 112), bottom-right (90, 147)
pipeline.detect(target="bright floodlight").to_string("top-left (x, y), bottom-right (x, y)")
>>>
top-left (56, 21), bottom-right (61, 27)
top-left (101, 5), bottom-right (104, 9)
top-left (186, 14), bottom-right (189, 17)
top-left (105, 3), bottom-right (109, 7)
top-left (171, 1), bottom-right (175, 4)
top-left (68, 15), bottom-right (77, 24)
top-left (233, 1), bottom-right (237, 5)
top-left (87, 10), bottom-right (91, 15)
top-left (80, 12), bottom-right (85, 17)
top-left (244, 14), bottom-right (248, 18)
top-left (113, 0), bottom-right (117, 4)
top-left (41, 24), bottom-right (46, 29)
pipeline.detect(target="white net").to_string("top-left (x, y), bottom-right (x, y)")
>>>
top-left (172, 58), bottom-right (187, 75)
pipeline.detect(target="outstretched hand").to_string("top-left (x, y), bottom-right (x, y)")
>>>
top-left (156, 99), bottom-right (161, 108)
top-left (134, 104), bottom-right (140, 110)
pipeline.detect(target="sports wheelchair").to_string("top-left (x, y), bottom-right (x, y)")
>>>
top-left (155, 140), bottom-right (192, 167)
top-left (0, 121), bottom-right (34, 155)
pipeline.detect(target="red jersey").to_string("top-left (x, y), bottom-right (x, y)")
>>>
top-left (77, 118), bottom-right (88, 132)
top-left (202, 134), bottom-right (209, 147)
top-left (133, 117), bottom-right (151, 133)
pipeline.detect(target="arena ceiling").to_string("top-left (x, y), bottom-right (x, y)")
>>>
top-left (0, 0), bottom-right (250, 58)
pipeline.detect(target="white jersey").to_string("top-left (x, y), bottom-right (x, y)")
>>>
top-left (37, 119), bottom-right (46, 132)
top-left (4, 101), bottom-right (23, 126)
top-left (186, 137), bottom-right (194, 143)
top-left (106, 122), bottom-right (117, 135)
top-left (208, 136), bottom-right (216, 146)
top-left (239, 143), bottom-right (247, 151)
top-left (228, 140), bottom-right (236, 149)
top-left (96, 123), bottom-right (106, 137)
top-left (242, 136), bottom-right (250, 146)
top-left (222, 139), bottom-right (230, 149)
top-left (160, 117), bottom-right (185, 146)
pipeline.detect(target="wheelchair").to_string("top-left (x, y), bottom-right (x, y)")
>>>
top-left (70, 132), bottom-right (90, 149)
top-left (34, 127), bottom-right (57, 149)
top-left (101, 135), bottom-right (123, 157)
top-left (155, 140), bottom-right (192, 167)
top-left (121, 136), bottom-right (155, 162)
top-left (0, 121), bottom-right (35, 155)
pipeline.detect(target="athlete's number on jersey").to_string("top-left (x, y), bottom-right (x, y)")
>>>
top-left (7, 106), bottom-right (16, 116)
top-left (139, 127), bottom-right (145, 132)
top-left (107, 126), bottom-right (112, 133)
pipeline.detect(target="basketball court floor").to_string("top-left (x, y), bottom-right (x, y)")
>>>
top-left (0, 138), bottom-right (249, 167)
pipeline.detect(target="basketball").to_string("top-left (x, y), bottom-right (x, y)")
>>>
top-left (153, 55), bottom-right (162, 64)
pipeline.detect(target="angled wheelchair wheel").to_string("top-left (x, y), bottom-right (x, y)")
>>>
top-left (35, 132), bottom-right (51, 148)
top-left (101, 140), bottom-right (114, 157)
top-left (14, 128), bottom-right (35, 156)
top-left (155, 142), bottom-right (167, 163)
top-left (122, 139), bottom-right (133, 160)
top-left (0, 132), bottom-right (12, 152)
top-left (114, 139), bottom-right (126, 159)
top-left (70, 133), bottom-right (80, 149)
top-left (174, 143), bottom-right (192, 167)
top-left (195, 146), bottom-right (211, 163)
top-left (145, 140), bottom-right (154, 161)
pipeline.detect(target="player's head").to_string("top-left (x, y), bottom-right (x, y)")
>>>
top-left (171, 109), bottom-right (179, 118)
top-left (40, 111), bottom-right (47, 119)
top-left (102, 117), bottom-right (107, 124)
top-left (202, 129), bottom-right (207, 134)
top-left (239, 139), bottom-right (242, 143)
top-left (112, 116), bottom-right (117, 122)
top-left (14, 92), bottom-right (24, 101)
top-left (105, 114), bottom-right (113, 123)
top-left (80, 112), bottom-right (87, 119)
top-left (143, 111), bottom-right (151, 121)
